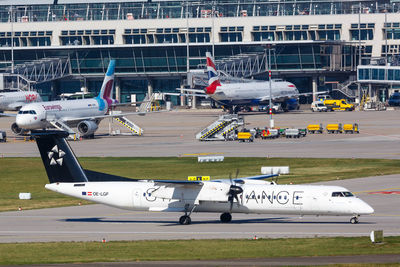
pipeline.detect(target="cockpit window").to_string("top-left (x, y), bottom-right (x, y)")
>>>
top-left (332, 191), bottom-right (354, 197)
top-left (342, 191), bottom-right (354, 197)
top-left (332, 192), bottom-right (343, 197)
top-left (18, 110), bottom-right (36, 115)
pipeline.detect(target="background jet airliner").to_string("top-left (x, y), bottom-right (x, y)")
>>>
top-left (181, 52), bottom-right (324, 113)
top-left (33, 130), bottom-right (374, 225)
top-left (0, 90), bottom-right (41, 112)
top-left (12, 60), bottom-right (140, 137)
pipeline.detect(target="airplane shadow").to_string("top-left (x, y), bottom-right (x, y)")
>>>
top-left (62, 217), bottom-right (375, 226)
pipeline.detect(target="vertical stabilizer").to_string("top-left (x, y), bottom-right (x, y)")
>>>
top-left (97, 60), bottom-right (116, 110)
top-left (205, 52), bottom-right (221, 95)
top-left (33, 130), bottom-right (88, 183)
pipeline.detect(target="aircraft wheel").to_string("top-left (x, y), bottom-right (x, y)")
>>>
top-left (179, 215), bottom-right (191, 225)
top-left (350, 216), bottom-right (359, 224)
top-left (220, 212), bottom-right (232, 223)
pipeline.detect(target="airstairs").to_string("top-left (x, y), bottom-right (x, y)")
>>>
top-left (138, 93), bottom-right (155, 113)
top-left (196, 114), bottom-right (244, 141)
top-left (49, 121), bottom-right (79, 140)
top-left (332, 77), bottom-right (357, 99)
top-left (109, 111), bottom-right (143, 136)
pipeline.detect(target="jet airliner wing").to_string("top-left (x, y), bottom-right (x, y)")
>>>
top-left (61, 110), bottom-right (167, 122)
top-left (0, 112), bottom-right (17, 117)
top-left (259, 91), bottom-right (329, 102)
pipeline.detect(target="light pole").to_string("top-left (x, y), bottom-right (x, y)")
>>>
top-left (268, 46), bottom-right (273, 127)
top-left (265, 42), bottom-right (274, 128)
top-left (10, 5), bottom-right (14, 74)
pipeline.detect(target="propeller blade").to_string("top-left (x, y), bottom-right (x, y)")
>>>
top-left (235, 169), bottom-right (240, 179)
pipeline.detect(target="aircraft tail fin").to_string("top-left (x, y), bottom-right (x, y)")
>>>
top-left (205, 52), bottom-right (221, 95)
top-left (32, 130), bottom-right (89, 183)
top-left (97, 60), bottom-right (116, 108)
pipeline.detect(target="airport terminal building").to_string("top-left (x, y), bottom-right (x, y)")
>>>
top-left (0, 0), bottom-right (399, 104)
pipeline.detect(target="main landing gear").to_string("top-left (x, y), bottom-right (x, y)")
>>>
top-left (350, 216), bottom-right (359, 224)
top-left (179, 204), bottom-right (196, 225)
top-left (220, 212), bottom-right (232, 223)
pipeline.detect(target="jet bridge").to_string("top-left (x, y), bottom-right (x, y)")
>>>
top-left (196, 114), bottom-right (243, 141)
top-left (1, 57), bottom-right (71, 91)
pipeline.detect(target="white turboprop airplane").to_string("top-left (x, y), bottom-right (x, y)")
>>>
top-left (11, 60), bottom-right (141, 137)
top-left (33, 130), bottom-right (374, 225)
top-left (181, 52), bottom-right (323, 113)
top-left (0, 90), bottom-right (42, 112)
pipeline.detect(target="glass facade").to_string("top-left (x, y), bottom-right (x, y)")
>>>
top-left (1, 1), bottom-right (398, 23)
top-left (358, 66), bottom-right (400, 83)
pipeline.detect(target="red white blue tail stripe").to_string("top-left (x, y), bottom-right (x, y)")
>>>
top-left (205, 52), bottom-right (221, 95)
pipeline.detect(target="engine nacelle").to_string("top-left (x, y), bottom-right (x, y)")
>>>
top-left (77, 120), bottom-right (98, 137)
top-left (11, 122), bottom-right (29, 135)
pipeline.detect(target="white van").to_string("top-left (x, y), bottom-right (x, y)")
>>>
top-left (311, 101), bottom-right (328, 112)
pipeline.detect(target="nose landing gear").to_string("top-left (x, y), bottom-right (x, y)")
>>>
top-left (179, 204), bottom-right (197, 225)
top-left (350, 216), bottom-right (359, 224)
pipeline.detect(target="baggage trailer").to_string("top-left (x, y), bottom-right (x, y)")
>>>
top-left (261, 128), bottom-right (279, 139)
top-left (307, 123), bottom-right (323, 134)
top-left (343, 123), bottom-right (359, 134)
top-left (326, 123), bottom-right (343, 133)
top-left (285, 128), bottom-right (301, 138)
top-left (237, 131), bottom-right (254, 142)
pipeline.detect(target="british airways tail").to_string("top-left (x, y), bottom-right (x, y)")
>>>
top-left (97, 60), bottom-right (116, 109)
top-left (205, 52), bottom-right (221, 95)
top-left (32, 130), bottom-right (135, 183)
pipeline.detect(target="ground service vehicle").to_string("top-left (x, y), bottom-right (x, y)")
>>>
top-left (307, 124), bottom-right (323, 134)
top-left (311, 101), bottom-right (328, 112)
top-left (285, 128), bottom-right (302, 138)
top-left (261, 128), bottom-right (279, 139)
top-left (343, 123), bottom-right (359, 134)
top-left (0, 131), bottom-right (6, 142)
top-left (324, 99), bottom-right (354, 111)
top-left (327, 123), bottom-right (343, 133)
top-left (388, 92), bottom-right (400, 106)
top-left (237, 131), bottom-right (254, 142)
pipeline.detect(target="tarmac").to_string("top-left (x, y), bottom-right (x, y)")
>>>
top-left (0, 108), bottom-right (400, 158)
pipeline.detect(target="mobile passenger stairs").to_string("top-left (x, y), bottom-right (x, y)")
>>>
top-left (49, 121), bottom-right (80, 140)
top-left (109, 111), bottom-right (143, 136)
top-left (196, 114), bottom-right (244, 141)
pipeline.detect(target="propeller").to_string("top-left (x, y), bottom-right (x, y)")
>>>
top-left (227, 169), bottom-right (243, 211)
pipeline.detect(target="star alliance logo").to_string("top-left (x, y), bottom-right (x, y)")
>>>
top-left (47, 145), bottom-right (65, 166)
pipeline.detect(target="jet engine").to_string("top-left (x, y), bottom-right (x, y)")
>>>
top-left (77, 120), bottom-right (98, 137)
top-left (11, 122), bottom-right (28, 135)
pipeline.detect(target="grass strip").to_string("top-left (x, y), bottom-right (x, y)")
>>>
top-left (1, 157), bottom-right (400, 212)
top-left (0, 237), bottom-right (399, 265)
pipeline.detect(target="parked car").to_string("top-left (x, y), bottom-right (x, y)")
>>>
top-left (388, 92), bottom-right (400, 106)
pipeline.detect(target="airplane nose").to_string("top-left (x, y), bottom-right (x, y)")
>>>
top-left (358, 200), bottom-right (374, 215)
top-left (16, 115), bottom-right (27, 127)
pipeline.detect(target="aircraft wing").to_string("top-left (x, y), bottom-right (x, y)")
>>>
top-left (8, 102), bottom-right (24, 110)
top-left (151, 180), bottom-right (231, 203)
top-left (260, 91), bottom-right (329, 102)
top-left (213, 173), bottom-right (278, 184)
top-left (164, 92), bottom-right (208, 98)
top-left (0, 112), bottom-right (17, 117)
top-left (61, 110), bottom-right (165, 122)
top-left (176, 88), bottom-right (205, 93)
